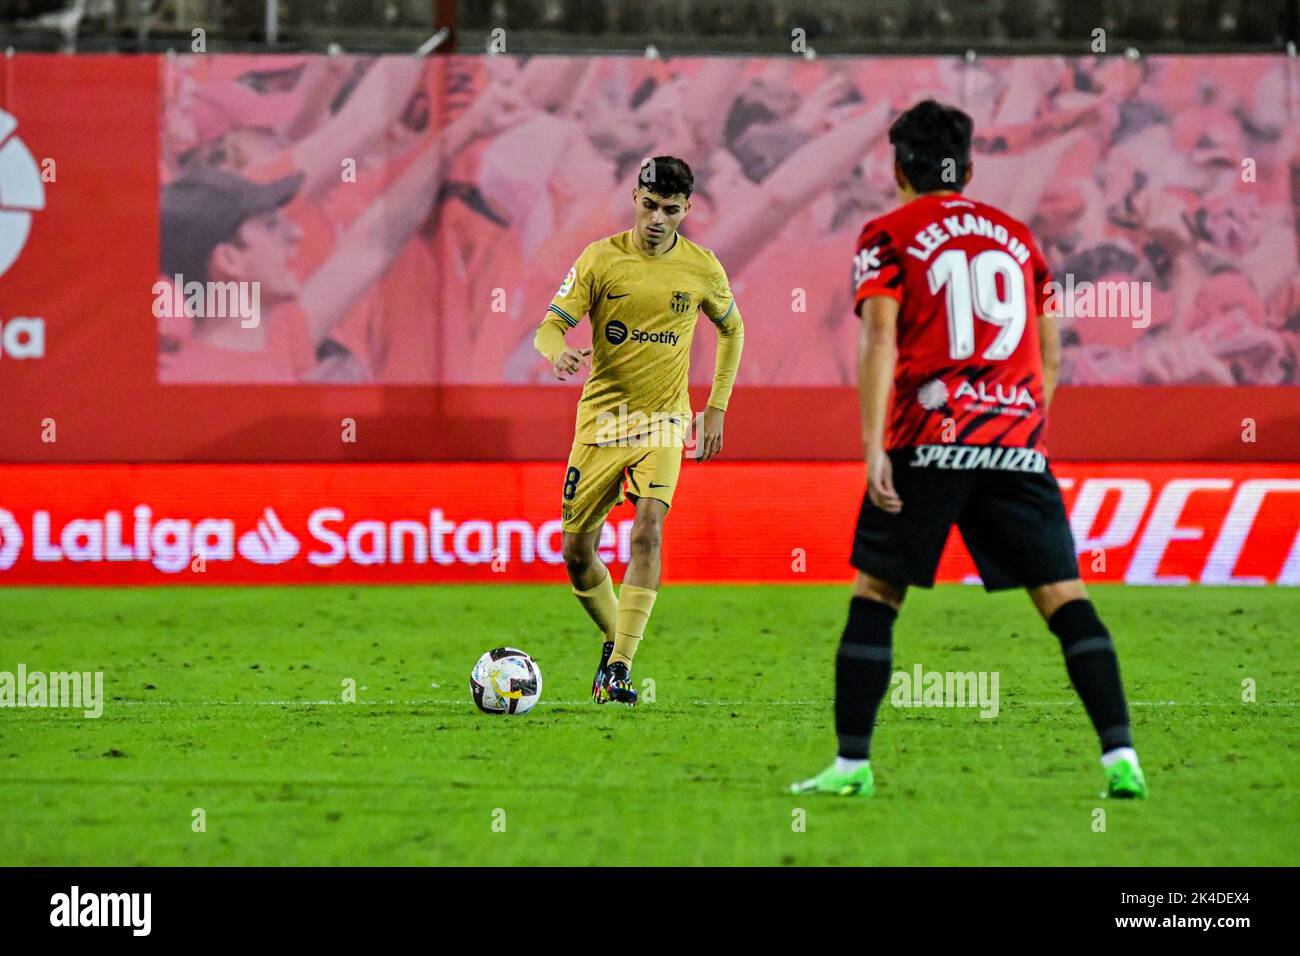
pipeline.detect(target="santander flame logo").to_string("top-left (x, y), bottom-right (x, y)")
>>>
top-left (236, 508), bottom-right (301, 565)
top-left (0, 108), bottom-right (45, 278)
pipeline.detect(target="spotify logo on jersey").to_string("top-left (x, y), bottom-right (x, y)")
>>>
top-left (606, 320), bottom-right (628, 345)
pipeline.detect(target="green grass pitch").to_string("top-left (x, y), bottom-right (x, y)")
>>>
top-left (1, 583), bottom-right (1294, 866)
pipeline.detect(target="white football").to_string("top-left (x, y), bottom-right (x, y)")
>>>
top-left (470, 647), bottom-right (542, 715)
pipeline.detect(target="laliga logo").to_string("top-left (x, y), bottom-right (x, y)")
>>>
top-left (0, 505), bottom-right (300, 573)
top-left (0, 108), bottom-right (45, 279)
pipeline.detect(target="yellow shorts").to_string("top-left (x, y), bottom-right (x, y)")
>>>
top-left (561, 439), bottom-right (683, 533)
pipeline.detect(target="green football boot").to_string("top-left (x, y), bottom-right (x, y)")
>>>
top-left (790, 762), bottom-right (874, 797)
top-left (1104, 758), bottom-right (1149, 799)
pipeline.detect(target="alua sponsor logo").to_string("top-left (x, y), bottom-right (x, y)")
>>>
top-left (956, 379), bottom-right (1035, 408)
top-left (920, 378), bottom-right (1036, 410)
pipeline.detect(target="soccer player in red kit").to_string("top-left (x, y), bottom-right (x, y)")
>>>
top-left (792, 100), bottom-right (1147, 799)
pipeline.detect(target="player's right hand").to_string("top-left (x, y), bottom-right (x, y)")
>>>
top-left (552, 347), bottom-right (592, 380)
top-left (867, 447), bottom-right (902, 514)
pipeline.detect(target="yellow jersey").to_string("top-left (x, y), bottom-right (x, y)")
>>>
top-left (539, 230), bottom-right (740, 445)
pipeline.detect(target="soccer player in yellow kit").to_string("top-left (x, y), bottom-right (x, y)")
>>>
top-left (533, 156), bottom-right (745, 705)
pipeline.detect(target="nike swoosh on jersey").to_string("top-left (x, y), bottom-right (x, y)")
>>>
top-left (607, 292), bottom-right (631, 299)
top-left (649, 482), bottom-right (671, 489)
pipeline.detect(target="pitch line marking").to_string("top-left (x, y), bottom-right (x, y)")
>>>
top-left (64, 698), bottom-right (1300, 709)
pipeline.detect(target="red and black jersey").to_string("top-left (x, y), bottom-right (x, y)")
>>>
top-left (853, 193), bottom-right (1054, 451)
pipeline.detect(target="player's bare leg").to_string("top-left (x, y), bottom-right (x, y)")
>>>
top-left (562, 529), bottom-right (621, 702)
top-left (622, 496), bottom-right (666, 591)
top-left (853, 570), bottom-right (906, 608)
top-left (1028, 577), bottom-right (1088, 619)
top-left (1029, 577), bottom-right (1147, 798)
top-left (600, 496), bottom-right (668, 705)
top-left (561, 528), bottom-right (607, 592)
top-left (793, 571), bottom-right (906, 795)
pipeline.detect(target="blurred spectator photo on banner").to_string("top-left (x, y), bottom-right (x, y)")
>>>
top-left (155, 53), bottom-right (1299, 387)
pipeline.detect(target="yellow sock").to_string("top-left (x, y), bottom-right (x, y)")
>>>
top-left (611, 584), bottom-right (657, 668)
top-left (572, 568), bottom-right (618, 642)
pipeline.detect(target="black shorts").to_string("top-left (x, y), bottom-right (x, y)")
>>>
top-left (850, 445), bottom-right (1080, 592)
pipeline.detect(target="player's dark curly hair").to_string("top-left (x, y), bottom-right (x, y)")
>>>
top-left (637, 155), bottom-right (694, 199)
top-left (889, 100), bottom-right (973, 194)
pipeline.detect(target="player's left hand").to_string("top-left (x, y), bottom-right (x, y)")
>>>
top-left (867, 445), bottom-right (902, 514)
top-left (695, 407), bottom-right (725, 462)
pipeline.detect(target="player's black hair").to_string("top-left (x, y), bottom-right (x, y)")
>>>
top-left (889, 99), bottom-right (973, 194)
top-left (637, 155), bottom-right (694, 200)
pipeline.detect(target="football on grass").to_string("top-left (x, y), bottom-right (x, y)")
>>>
top-left (470, 647), bottom-right (542, 715)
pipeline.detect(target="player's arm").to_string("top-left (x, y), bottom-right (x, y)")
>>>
top-left (857, 296), bottom-right (901, 513)
top-left (535, 247), bottom-right (597, 380)
top-left (534, 315), bottom-right (591, 380)
top-left (696, 260), bottom-right (745, 462)
top-left (1030, 240), bottom-right (1062, 411)
top-left (695, 303), bottom-right (744, 462)
top-left (1039, 309), bottom-right (1062, 410)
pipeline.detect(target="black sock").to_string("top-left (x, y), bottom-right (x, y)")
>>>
top-left (835, 596), bottom-right (897, 760)
top-left (1048, 599), bottom-right (1133, 754)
